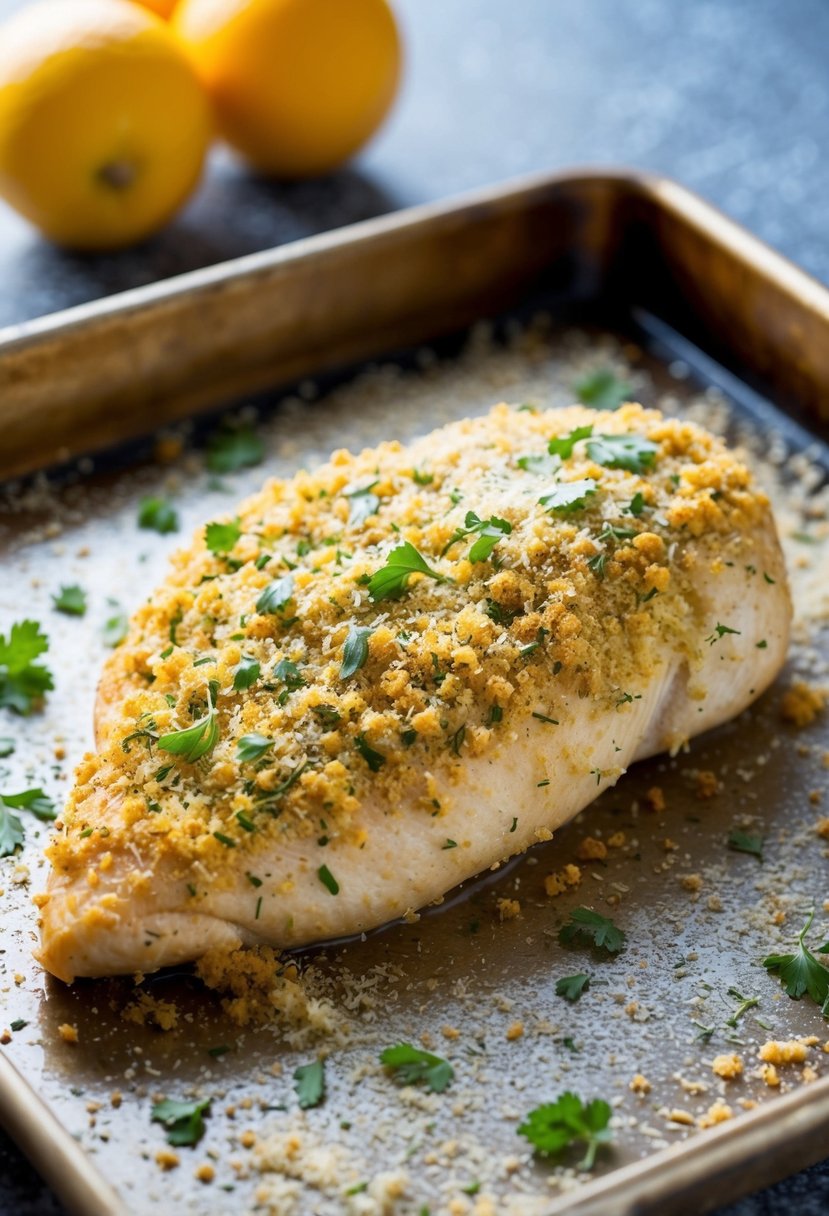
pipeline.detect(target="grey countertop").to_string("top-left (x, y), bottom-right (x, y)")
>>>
top-left (1, 0), bottom-right (827, 1211)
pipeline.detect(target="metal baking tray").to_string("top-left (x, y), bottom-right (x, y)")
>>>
top-left (0, 169), bottom-right (828, 1216)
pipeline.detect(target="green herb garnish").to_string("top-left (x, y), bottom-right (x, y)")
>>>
top-left (340, 624), bottom-right (374, 680)
top-left (574, 369), bottom-right (632, 411)
top-left (380, 1043), bottom-right (454, 1093)
top-left (206, 423), bottom-right (264, 473)
top-left (103, 609), bottom-right (128, 648)
top-left (367, 541), bottom-right (448, 602)
top-left (205, 518), bottom-right (241, 554)
top-left (233, 654), bottom-right (260, 692)
top-left (518, 1091), bottom-right (613, 1170)
top-left (158, 686), bottom-right (219, 763)
top-left (555, 973), bottom-right (591, 1002)
top-left (52, 585), bottom-right (87, 616)
top-left (294, 1059), bottom-right (326, 1109)
top-left (762, 912), bottom-right (829, 1013)
top-left (151, 1098), bottom-right (210, 1147)
top-left (317, 864), bottom-right (339, 896)
top-left (558, 907), bottom-right (626, 955)
top-left (0, 621), bottom-right (53, 715)
top-left (256, 574), bottom-right (294, 615)
top-left (345, 482), bottom-right (380, 526)
top-left (586, 433), bottom-right (659, 474)
top-left (706, 623), bottom-right (741, 645)
top-left (355, 734), bottom-right (385, 772)
top-left (727, 830), bottom-right (764, 861)
top-left (237, 732), bottom-right (274, 763)
top-left (138, 496), bottom-right (179, 534)
top-left (547, 425), bottom-right (594, 460)
top-left (538, 480), bottom-right (598, 515)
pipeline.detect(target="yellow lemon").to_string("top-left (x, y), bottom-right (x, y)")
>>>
top-left (174, 0), bottom-right (401, 178)
top-left (132, 0), bottom-right (179, 18)
top-left (0, 0), bottom-right (211, 249)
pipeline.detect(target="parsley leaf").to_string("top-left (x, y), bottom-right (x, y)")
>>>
top-left (52, 585), bottom-right (87, 616)
top-left (0, 805), bottom-right (24, 857)
top-left (355, 734), bottom-right (385, 772)
top-left (466, 513), bottom-right (512, 563)
top-left (205, 518), bottom-right (241, 554)
top-left (345, 482), bottom-right (380, 526)
top-left (555, 973), bottom-right (591, 1002)
top-left (763, 911), bottom-right (829, 1011)
top-left (233, 654), bottom-right (260, 692)
top-left (574, 369), bottom-right (633, 411)
top-left (558, 907), bottom-right (626, 955)
top-left (0, 739), bottom-right (14, 758)
top-left (0, 620), bottom-right (53, 715)
top-left (294, 1059), bottom-right (326, 1109)
top-left (2, 788), bottom-right (56, 821)
top-left (103, 609), bottom-right (128, 648)
top-left (138, 496), bottom-right (179, 534)
top-left (237, 732), bottom-right (274, 763)
top-left (274, 658), bottom-right (305, 701)
top-left (256, 574), bottom-right (294, 615)
top-left (380, 1043), bottom-right (454, 1093)
top-left (367, 541), bottom-right (448, 602)
top-left (728, 830), bottom-right (764, 861)
top-left (548, 425), bottom-right (594, 460)
top-left (151, 1098), bottom-right (210, 1147)
top-left (706, 622), bottom-right (741, 645)
top-left (158, 687), bottom-right (219, 763)
top-left (517, 453), bottom-right (561, 476)
top-left (205, 423), bottom-right (264, 473)
top-left (340, 624), bottom-right (374, 679)
top-left (518, 1091), bottom-right (613, 1170)
top-left (586, 433), bottom-right (659, 474)
top-left (538, 479), bottom-right (598, 515)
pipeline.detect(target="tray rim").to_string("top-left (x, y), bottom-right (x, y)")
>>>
top-left (1, 165), bottom-right (829, 1216)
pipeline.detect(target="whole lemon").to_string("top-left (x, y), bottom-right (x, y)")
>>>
top-left (174, 0), bottom-right (402, 178)
top-left (0, 0), bottom-right (211, 249)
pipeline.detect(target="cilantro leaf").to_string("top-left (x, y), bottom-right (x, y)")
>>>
top-left (340, 624), bottom-right (374, 680)
top-left (158, 688), bottom-right (219, 763)
top-left (205, 423), bottom-right (264, 474)
top-left (205, 518), bottom-right (241, 554)
top-left (367, 542), bottom-right (448, 602)
top-left (256, 574), bottom-right (294, 615)
top-left (380, 1043), bottom-right (454, 1093)
top-left (548, 425), bottom-right (594, 460)
top-left (345, 482), bottom-right (380, 527)
top-left (103, 609), bottom-right (128, 648)
top-left (558, 907), bottom-right (626, 955)
top-left (518, 1091), bottom-right (613, 1170)
top-left (538, 479), bottom-right (598, 515)
top-left (138, 496), bottom-right (179, 535)
top-left (52, 585), bottom-right (87, 616)
top-left (555, 973), bottom-right (591, 1002)
top-left (0, 620), bottom-right (53, 715)
top-left (763, 912), bottom-right (829, 1010)
top-left (237, 732), bottom-right (274, 763)
top-left (574, 369), bottom-right (633, 411)
top-left (728, 830), bottom-right (764, 860)
top-left (0, 806), bottom-right (24, 857)
top-left (466, 513), bottom-right (512, 563)
top-left (294, 1059), bottom-right (326, 1109)
top-left (586, 433), bottom-right (659, 474)
top-left (151, 1098), bottom-right (210, 1147)
top-left (233, 654), bottom-right (260, 692)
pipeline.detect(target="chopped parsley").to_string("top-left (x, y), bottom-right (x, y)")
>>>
top-left (627, 491), bottom-right (646, 516)
top-left (762, 911), bottom-right (829, 1013)
top-left (102, 608), bottom-right (128, 648)
top-left (2, 788), bottom-right (57, 854)
top-left (52, 584), bottom-right (87, 616)
top-left (256, 574), bottom-right (294, 614)
top-left (547, 425), bottom-right (594, 460)
top-left (727, 830), bottom-right (764, 861)
top-left (706, 622), bottom-right (741, 645)
top-left (151, 1098), bottom-right (210, 1147)
top-left (157, 685), bottom-right (219, 762)
top-left (558, 907), bottom-right (626, 955)
top-left (232, 654), bottom-right (260, 692)
top-left (317, 864), bottom-right (339, 895)
top-left (555, 973), bottom-right (591, 1002)
top-left (340, 624), bottom-right (374, 679)
top-left (0, 621), bottom-right (53, 715)
top-left (586, 433), bottom-right (659, 473)
top-left (518, 1091), bottom-right (613, 1170)
top-left (367, 541), bottom-right (448, 602)
top-left (538, 479), bottom-right (598, 515)
top-left (517, 453), bottom-right (561, 476)
top-left (273, 658), bottom-right (305, 702)
top-left (443, 511), bottom-right (512, 563)
top-left (0, 739), bottom-right (13, 758)
top-left (205, 517), bottom-right (241, 554)
top-left (355, 734), bottom-right (385, 772)
top-left (294, 1059), bottom-right (326, 1109)
top-left (236, 732), bottom-right (274, 763)
top-left (574, 369), bottom-right (632, 411)
top-left (205, 422), bottom-right (264, 473)
top-left (138, 496), bottom-right (179, 534)
top-left (380, 1043), bottom-right (454, 1093)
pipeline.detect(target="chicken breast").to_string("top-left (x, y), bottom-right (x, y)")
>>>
top-left (36, 403), bottom-right (790, 982)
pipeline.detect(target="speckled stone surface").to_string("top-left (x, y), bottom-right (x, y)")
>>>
top-left (0, 0), bottom-right (827, 1212)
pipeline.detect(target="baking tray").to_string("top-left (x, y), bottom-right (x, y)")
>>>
top-left (0, 169), bottom-right (828, 1216)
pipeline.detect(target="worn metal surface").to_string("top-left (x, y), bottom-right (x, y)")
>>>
top-left (0, 176), bottom-right (827, 1215)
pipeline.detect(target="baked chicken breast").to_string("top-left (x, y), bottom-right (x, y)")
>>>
top-left (36, 403), bottom-right (790, 981)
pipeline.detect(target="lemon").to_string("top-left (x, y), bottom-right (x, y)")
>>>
top-left (0, 0), bottom-right (211, 249)
top-left (174, 0), bottom-right (402, 178)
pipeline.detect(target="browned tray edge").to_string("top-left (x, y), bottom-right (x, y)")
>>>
top-left (0, 168), bottom-right (828, 1215)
